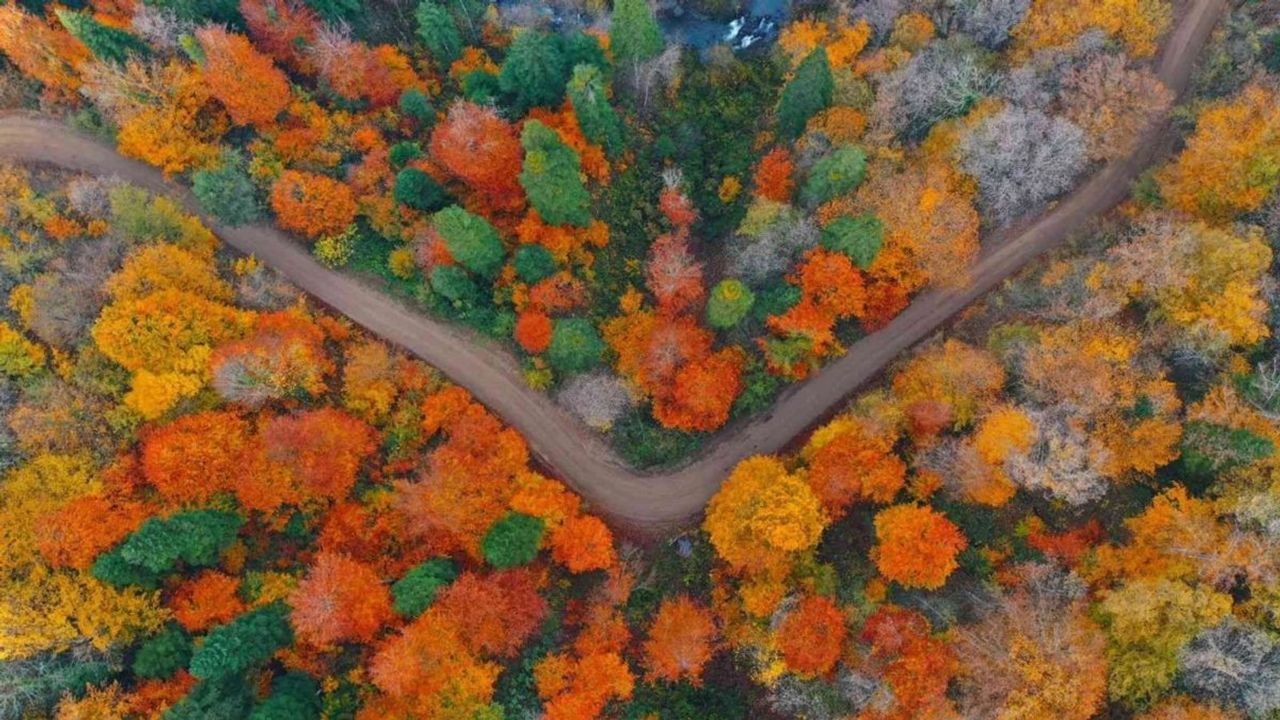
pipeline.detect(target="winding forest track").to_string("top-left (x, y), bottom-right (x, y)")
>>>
top-left (0, 0), bottom-right (1224, 532)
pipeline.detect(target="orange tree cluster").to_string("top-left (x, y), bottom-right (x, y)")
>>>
top-left (0, 170), bottom-right (664, 719)
top-left (0, 0), bottom-right (1185, 463)
top-left (674, 71), bottom-right (1280, 720)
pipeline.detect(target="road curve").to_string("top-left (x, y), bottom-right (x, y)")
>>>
top-left (0, 0), bottom-right (1223, 530)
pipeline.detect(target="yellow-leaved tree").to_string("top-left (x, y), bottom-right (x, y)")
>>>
top-left (1158, 83), bottom-right (1280, 222)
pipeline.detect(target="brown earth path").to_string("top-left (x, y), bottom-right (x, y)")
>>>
top-left (0, 0), bottom-right (1224, 531)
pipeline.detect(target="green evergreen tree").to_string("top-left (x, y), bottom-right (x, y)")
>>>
top-left (820, 214), bottom-right (883, 269)
top-left (145, 0), bottom-right (241, 25)
top-left (520, 121), bottom-right (592, 228)
top-left (499, 30), bottom-right (570, 115)
top-left (513, 244), bottom-right (558, 284)
top-left (547, 317), bottom-right (604, 374)
top-left (55, 10), bottom-right (151, 65)
top-left (610, 0), bottom-right (664, 67)
top-left (117, 509), bottom-right (244, 576)
top-left (304, 0), bottom-right (359, 22)
top-left (706, 279), bottom-right (755, 329)
top-left (430, 265), bottom-right (482, 307)
top-left (392, 558), bottom-right (458, 618)
top-left (777, 48), bottom-right (833, 141)
top-left (482, 513), bottom-right (545, 568)
top-left (192, 156), bottom-right (263, 226)
top-left (800, 145), bottom-right (867, 207)
top-left (92, 546), bottom-right (161, 589)
top-left (462, 70), bottom-right (502, 105)
top-left (398, 88), bottom-right (434, 123)
top-left (388, 141), bottom-right (423, 168)
top-left (563, 32), bottom-right (611, 74)
top-left (164, 676), bottom-right (255, 720)
top-left (189, 603), bottom-right (293, 680)
top-left (415, 0), bottom-right (464, 67)
top-left (394, 168), bottom-right (450, 213)
top-left (568, 64), bottom-right (624, 158)
top-left (133, 624), bottom-right (193, 680)
top-left (431, 206), bottom-right (506, 278)
top-left (249, 672), bottom-right (322, 720)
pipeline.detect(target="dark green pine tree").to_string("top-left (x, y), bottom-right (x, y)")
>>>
top-left (55, 10), bottom-right (151, 65)
top-left (499, 30), bottom-right (570, 115)
top-left (568, 64), bottom-right (624, 158)
top-left (142, 0), bottom-right (242, 25)
top-left (777, 47), bottom-right (833, 141)
top-left (249, 672), bottom-right (323, 720)
top-left (188, 603), bottom-right (294, 680)
top-left (415, 0), bottom-right (464, 67)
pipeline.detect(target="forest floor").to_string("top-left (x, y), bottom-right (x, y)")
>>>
top-left (0, 0), bottom-right (1225, 534)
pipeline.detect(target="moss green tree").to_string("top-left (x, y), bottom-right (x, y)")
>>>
top-left (820, 214), bottom-right (883, 269)
top-left (706, 279), bottom-right (755, 329)
top-left (520, 121), bottom-right (592, 228)
top-left (778, 48), bottom-right (833, 141)
top-left (801, 145), bottom-right (867, 207)
top-left (56, 10), bottom-right (151, 65)
top-left (610, 0), bottom-right (664, 68)
top-left (192, 156), bottom-right (263, 226)
top-left (114, 509), bottom-right (244, 576)
top-left (165, 676), bottom-right (255, 720)
top-left (431, 206), bottom-right (506, 278)
top-left (399, 88), bottom-right (434, 123)
top-left (547, 317), bottom-right (604, 374)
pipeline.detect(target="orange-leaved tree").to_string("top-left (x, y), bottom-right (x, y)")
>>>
top-left (269, 170), bottom-right (357, 239)
top-left (289, 551), bottom-right (394, 648)
top-left (642, 596), bottom-right (717, 684)
top-left (195, 26), bottom-right (292, 128)
top-left (871, 504), bottom-right (967, 589)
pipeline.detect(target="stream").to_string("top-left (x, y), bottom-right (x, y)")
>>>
top-left (497, 0), bottom-right (793, 51)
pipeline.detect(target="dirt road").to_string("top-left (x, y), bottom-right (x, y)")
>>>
top-left (0, 0), bottom-right (1223, 530)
